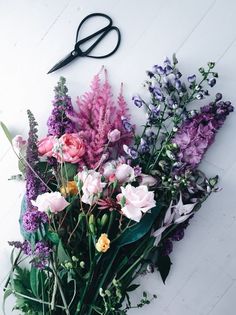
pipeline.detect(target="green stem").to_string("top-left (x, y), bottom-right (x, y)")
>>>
top-left (77, 254), bottom-right (99, 314)
top-left (86, 248), bottom-right (119, 315)
top-left (118, 239), bottom-right (154, 282)
top-left (51, 262), bottom-right (71, 315)
top-left (11, 290), bottom-right (65, 310)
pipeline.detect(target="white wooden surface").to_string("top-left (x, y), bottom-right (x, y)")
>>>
top-left (0, 1), bottom-right (236, 314)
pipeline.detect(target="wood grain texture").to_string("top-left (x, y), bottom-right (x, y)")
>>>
top-left (0, 1), bottom-right (235, 314)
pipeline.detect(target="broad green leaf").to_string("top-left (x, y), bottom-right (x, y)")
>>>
top-left (57, 240), bottom-right (70, 264)
top-left (157, 255), bottom-right (172, 284)
top-left (30, 267), bottom-right (39, 297)
top-left (2, 289), bottom-right (12, 315)
top-left (0, 121), bottom-right (13, 144)
top-left (115, 204), bottom-right (162, 247)
top-left (47, 231), bottom-right (59, 244)
top-left (126, 284), bottom-right (140, 292)
top-left (62, 163), bottom-right (77, 180)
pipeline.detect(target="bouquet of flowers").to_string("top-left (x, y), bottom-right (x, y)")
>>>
top-left (2, 56), bottom-right (233, 315)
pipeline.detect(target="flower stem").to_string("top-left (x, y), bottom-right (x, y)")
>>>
top-left (51, 262), bottom-right (71, 315)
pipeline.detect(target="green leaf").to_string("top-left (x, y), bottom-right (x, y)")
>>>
top-left (30, 267), bottom-right (39, 297)
top-left (62, 163), bottom-right (77, 180)
top-left (2, 289), bottom-right (12, 315)
top-left (37, 161), bottom-right (49, 173)
top-left (0, 121), bottom-right (13, 144)
top-left (57, 240), bottom-right (70, 264)
top-left (157, 255), bottom-right (172, 284)
top-left (47, 230), bottom-right (59, 244)
top-left (18, 157), bottom-right (26, 174)
top-left (115, 204), bottom-right (162, 247)
top-left (126, 284), bottom-right (140, 292)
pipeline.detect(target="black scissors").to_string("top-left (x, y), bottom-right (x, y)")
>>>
top-left (47, 13), bottom-right (121, 74)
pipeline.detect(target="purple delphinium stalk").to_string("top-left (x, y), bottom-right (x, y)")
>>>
top-left (47, 77), bottom-right (76, 137)
top-left (22, 210), bottom-right (48, 233)
top-left (26, 110), bottom-right (48, 209)
top-left (32, 241), bottom-right (52, 269)
top-left (173, 95), bottom-right (234, 171)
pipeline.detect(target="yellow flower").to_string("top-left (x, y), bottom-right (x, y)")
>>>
top-left (95, 233), bottom-right (110, 253)
top-left (60, 181), bottom-right (78, 197)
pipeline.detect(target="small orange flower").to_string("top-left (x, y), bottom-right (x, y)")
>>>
top-left (95, 233), bottom-right (110, 253)
top-left (60, 181), bottom-right (78, 197)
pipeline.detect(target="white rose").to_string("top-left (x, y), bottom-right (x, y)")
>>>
top-left (32, 192), bottom-right (69, 213)
top-left (117, 184), bottom-right (156, 222)
top-left (115, 164), bottom-right (135, 183)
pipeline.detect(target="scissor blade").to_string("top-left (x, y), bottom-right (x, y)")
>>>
top-left (47, 52), bottom-right (76, 74)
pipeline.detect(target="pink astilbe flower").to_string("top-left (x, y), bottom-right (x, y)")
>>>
top-left (71, 68), bottom-right (134, 168)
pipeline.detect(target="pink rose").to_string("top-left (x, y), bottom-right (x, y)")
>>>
top-left (115, 164), bottom-right (135, 183)
top-left (77, 170), bottom-right (106, 205)
top-left (31, 192), bottom-right (69, 213)
top-left (54, 133), bottom-right (85, 163)
top-left (38, 136), bottom-right (56, 157)
top-left (12, 135), bottom-right (27, 151)
top-left (108, 129), bottom-right (121, 142)
top-left (117, 184), bottom-right (156, 222)
top-left (140, 174), bottom-right (157, 187)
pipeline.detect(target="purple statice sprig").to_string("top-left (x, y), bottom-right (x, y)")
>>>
top-left (9, 240), bottom-right (52, 269)
top-left (31, 241), bottom-right (52, 269)
top-left (22, 210), bottom-right (48, 233)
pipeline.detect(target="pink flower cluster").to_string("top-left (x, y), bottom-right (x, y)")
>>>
top-left (68, 68), bottom-right (134, 169)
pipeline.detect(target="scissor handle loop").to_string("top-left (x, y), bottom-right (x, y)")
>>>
top-left (74, 13), bottom-right (121, 58)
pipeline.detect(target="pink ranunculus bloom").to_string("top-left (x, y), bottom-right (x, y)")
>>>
top-left (53, 133), bottom-right (85, 163)
top-left (108, 129), bottom-right (121, 142)
top-left (140, 174), bottom-right (157, 187)
top-left (31, 192), bottom-right (69, 213)
top-left (12, 135), bottom-right (27, 151)
top-left (38, 136), bottom-right (56, 157)
top-left (117, 184), bottom-right (156, 222)
top-left (77, 170), bottom-right (106, 205)
top-left (115, 164), bottom-right (135, 183)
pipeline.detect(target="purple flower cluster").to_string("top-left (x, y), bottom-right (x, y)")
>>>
top-left (161, 220), bottom-right (190, 256)
top-left (22, 210), bottom-right (48, 232)
top-left (32, 241), bottom-right (52, 269)
top-left (173, 95), bottom-right (234, 171)
top-left (47, 77), bottom-right (76, 137)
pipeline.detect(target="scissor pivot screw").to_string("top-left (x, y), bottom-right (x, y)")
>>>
top-left (72, 51), bottom-right (78, 56)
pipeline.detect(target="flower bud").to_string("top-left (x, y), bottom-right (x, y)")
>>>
top-left (89, 215), bottom-right (96, 234)
top-left (101, 213), bottom-right (109, 227)
top-left (108, 129), bottom-right (121, 142)
top-left (12, 135), bottom-right (27, 151)
top-left (80, 261), bottom-right (85, 268)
